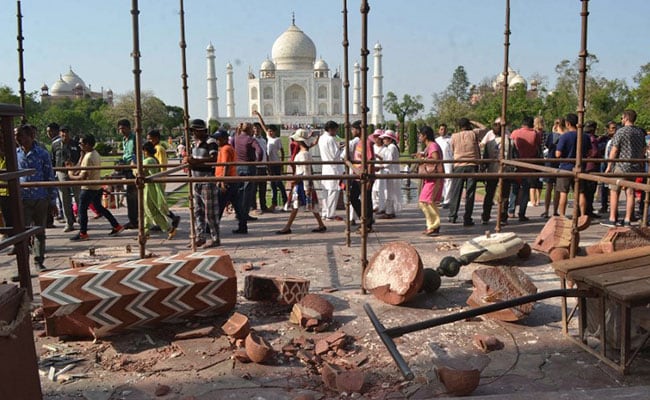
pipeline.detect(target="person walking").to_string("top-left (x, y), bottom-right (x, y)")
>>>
top-left (213, 129), bottom-right (239, 222)
top-left (318, 120), bottom-right (345, 221)
top-left (377, 130), bottom-right (401, 219)
top-left (52, 125), bottom-right (82, 232)
top-left (416, 126), bottom-right (444, 236)
top-left (555, 113), bottom-right (590, 218)
top-left (253, 111), bottom-right (287, 212)
top-left (603, 109), bottom-right (646, 227)
top-left (116, 119), bottom-right (138, 229)
top-left (146, 129), bottom-right (181, 230)
top-left (232, 122), bottom-right (263, 234)
top-left (275, 129), bottom-right (327, 235)
top-left (541, 118), bottom-right (565, 218)
top-left (434, 123), bottom-right (453, 208)
top-left (481, 124), bottom-right (515, 225)
top-left (141, 142), bottom-right (177, 240)
top-left (15, 124), bottom-right (59, 270)
top-left (67, 134), bottom-right (124, 241)
top-left (509, 116), bottom-right (541, 222)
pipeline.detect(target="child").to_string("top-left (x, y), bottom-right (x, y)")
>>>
top-left (276, 129), bottom-right (327, 234)
top-left (142, 142), bottom-right (176, 240)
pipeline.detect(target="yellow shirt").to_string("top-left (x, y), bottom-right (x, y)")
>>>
top-left (0, 156), bottom-right (7, 197)
top-left (154, 143), bottom-right (167, 171)
top-left (81, 150), bottom-right (102, 190)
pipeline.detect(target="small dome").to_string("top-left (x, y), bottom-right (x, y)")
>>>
top-left (50, 75), bottom-right (74, 95)
top-left (226, 62), bottom-right (233, 70)
top-left (314, 58), bottom-right (328, 70)
top-left (509, 74), bottom-right (527, 88)
top-left (206, 42), bottom-right (214, 51)
top-left (271, 22), bottom-right (316, 70)
top-left (374, 42), bottom-right (382, 51)
top-left (260, 58), bottom-right (276, 71)
top-left (41, 83), bottom-right (49, 91)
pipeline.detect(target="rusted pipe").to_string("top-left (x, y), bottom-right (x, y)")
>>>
top-left (497, 0), bottom-right (511, 233)
top-left (359, 0), bottom-right (370, 295)
top-left (342, 0), bottom-right (352, 247)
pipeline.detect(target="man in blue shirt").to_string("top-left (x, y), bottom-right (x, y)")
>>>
top-left (15, 124), bottom-right (58, 270)
top-left (555, 113), bottom-right (590, 218)
top-left (117, 119), bottom-right (138, 229)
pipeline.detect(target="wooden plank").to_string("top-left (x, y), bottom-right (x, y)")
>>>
top-left (576, 265), bottom-right (650, 290)
top-left (602, 279), bottom-right (650, 305)
top-left (552, 245), bottom-right (650, 275)
top-left (566, 257), bottom-right (650, 281)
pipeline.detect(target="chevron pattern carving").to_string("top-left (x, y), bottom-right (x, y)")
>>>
top-left (39, 249), bottom-right (237, 338)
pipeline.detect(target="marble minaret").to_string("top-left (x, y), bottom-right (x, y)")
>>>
top-left (371, 42), bottom-right (384, 125)
top-left (353, 62), bottom-right (360, 115)
top-left (206, 43), bottom-right (219, 121)
top-left (226, 62), bottom-right (235, 118)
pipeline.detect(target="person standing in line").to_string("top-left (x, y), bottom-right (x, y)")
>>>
top-left (15, 124), bottom-right (58, 270)
top-left (377, 130), bottom-right (401, 219)
top-left (184, 119), bottom-right (220, 247)
top-left (371, 130), bottom-right (386, 215)
top-left (46, 122), bottom-right (63, 226)
top-left (481, 124), bottom-right (514, 225)
top-left (146, 129), bottom-right (181, 230)
top-left (448, 118), bottom-right (487, 226)
top-left (318, 120), bottom-right (345, 221)
top-left (509, 116), bottom-right (541, 222)
top-left (349, 125), bottom-right (376, 233)
top-left (434, 123), bottom-right (453, 208)
top-left (51, 125), bottom-right (82, 233)
top-left (68, 134), bottom-right (124, 241)
top-left (141, 142), bottom-right (177, 240)
top-left (346, 120), bottom-right (362, 225)
top-left (541, 118), bottom-right (564, 218)
top-left (254, 111), bottom-right (287, 212)
top-left (529, 116), bottom-right (546, 207)
top-left (275, 129), bottom-right (327, 235)
top-left (598, 121), bottom-right (617, 214)
top-left (582, 121), bottom-right (601, 218)
top-left (232, 122), bottom-right (263, 234)
top-left (116, 119), bottom-right (138, 229)
top-left (252, 122), bottom-right (270, 213)
top-left (213, 129), bottom-right (239, 222)
top-left (416, 126), bottom-right (444, 236)
top-left (555, 113), bottom-right (591, 218)
top-left (604, 109), bottom-right (646, 227)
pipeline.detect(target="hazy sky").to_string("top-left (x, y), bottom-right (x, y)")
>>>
top-left (2, 1), bottom-right (649, 122)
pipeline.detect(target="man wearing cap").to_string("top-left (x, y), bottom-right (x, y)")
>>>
top-left (184, 119), bottom-right (220, 248)
top-left (232, 122), bottom-right (263, 234)
top-left (52, 125), bottom-right (81, 232)
top-left (318, 120), bottom-right (344, 221)
top-left (116, 119), bottom-right (138, 229)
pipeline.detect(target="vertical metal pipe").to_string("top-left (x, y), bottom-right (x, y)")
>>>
top-left (130, 0), bottom-right (146, 258)
top-left (16, 1), bottom-right (27, 124)
top-left (496, 0), bottom-right (510, 234)
top-left (179, 0), bottom-right (196, 251)
top-left (359, 0), bottom-right (370, 294)
top-left (342, 0), bottom-right (352, 247)
top-left (571, 0), bottom-right (589, 258)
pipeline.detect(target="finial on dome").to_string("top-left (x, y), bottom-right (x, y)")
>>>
top-left (292, 12), bottom-right (295, 25)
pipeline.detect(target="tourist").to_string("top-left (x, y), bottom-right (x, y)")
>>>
top-left (232, 121), bottom-right (263, 234)
top-left (275, 129), bottom-right (327, 235)
top-left (555, 113), bottom-right (590, 218)
top-left (371, 129), bottom-right (386, 215)
top-left (116, 119), bottom-right (138, 229)
top-left (141, 142), bottom-right (177, 240)
top-left (416, 126), bottom-right (444, 236)
top-left (183, 119), bottom-right (220, 248)
top-left (481, 123), bottom-right (515, 225)
top-left (213, 129), bottom-right (238, 221)
top-left (583, 121), bottom-right (601, 218)
top-left (603, 109), bottom-right (646, 227)
top-left (509, 116), bottom-right (542, 222)
top-left (529, 116), bottom-right (546, 207)
top-left (146, 129), bottom-right (181, 230)
top-left (252, 121), bottom-right (270, 213)
top-left (434, 123), bottom-right (453, 208)
top-left (51, 125), bottom-right (81, 232)
top-left (349, 124), bottom-right (376, 233)
top-left (377, 130), bottom-right (401, 219)
top-left (448, 118), bottom-right (487, 226)
top-left (254, 111), bottom-right (287, 212)
top-left (318, 120), bottom-right (344, 221)
top-left (598, 121), bottom-right (618, 214)
top-left (67, 134), bottom-right (124, 241)
top-left (541, 118), bottom-right (564, 218)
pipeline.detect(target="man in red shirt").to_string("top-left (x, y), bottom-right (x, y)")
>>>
top-left (509, 116), bottom-right (542, 222)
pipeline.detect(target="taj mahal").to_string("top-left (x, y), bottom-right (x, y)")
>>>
top-left (208, 17), bottom-right (385, 127)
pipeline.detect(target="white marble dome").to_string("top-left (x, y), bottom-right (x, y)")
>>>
top-left (314, 58), bottom-right (328, 70)
top-left (271, 23), bottom-right (316, 70)
top-left (61, 68), bottom-right (88, 91)
top-left (50, 75), bottom-right (74, 95)
top-left (260, 58), bottom-right (276, 71)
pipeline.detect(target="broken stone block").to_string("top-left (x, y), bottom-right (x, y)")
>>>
top-left (587, 226), bottom-right (650, 254)
top-left (245, 332), bottom-right (274, 363)
top-left (290, 294), bottom-right (334, 330)
top-left (436, 366), bottom-right (480, 396)
top-left (363, 241), bottom-right (423, 305)
top-left (472, 334), bottom-right (504, 353)
top-left (321, 362), bottom-right (365, 393)
top-left (531, 216), bottom-right (588, 259)
top-left (244, 274), bottom-right (309, 304)
top-left (466, 266), bottom-right (537, 321)
top-left (221, 312), bottom-right (250, 339)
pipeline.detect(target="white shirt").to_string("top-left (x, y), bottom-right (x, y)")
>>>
top-left (318, 133), bottom-right (343, 175)
top-left (267, 136), bottom-right (283, 162)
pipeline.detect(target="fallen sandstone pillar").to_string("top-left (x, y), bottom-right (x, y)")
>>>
top-left (363, 241), bottom-right (423, 305)
top-left (39, 249), bottom-right (237, 338)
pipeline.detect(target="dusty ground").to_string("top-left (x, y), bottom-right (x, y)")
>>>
top-left (2, 199), bottom-right (650, 399)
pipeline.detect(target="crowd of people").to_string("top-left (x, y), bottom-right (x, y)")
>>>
top-left (3, 109), bottom-right (650, 272)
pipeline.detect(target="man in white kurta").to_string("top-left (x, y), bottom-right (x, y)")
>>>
top-left (435, 124), bottom-right (453, 207)
top-left (318, 120), bottom-right (344, 220)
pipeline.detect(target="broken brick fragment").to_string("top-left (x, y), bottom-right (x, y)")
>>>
top-left (472, 334), bottom-right (504, 353)
top-left (245, 332), bottom-right (274, 363)
top-left (290, 294), bottom-right (334, 330)
top-left (244, 274), bottom-right (309, 304)
top-left (436, 366), bottom-right (480, 396)
top-left (221, 312), bottom-right (250, 339)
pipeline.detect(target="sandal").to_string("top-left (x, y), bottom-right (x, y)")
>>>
top-left (276, 229), bottom-right (292, 235)
top-left (311, 226), bottom-right (327, 233)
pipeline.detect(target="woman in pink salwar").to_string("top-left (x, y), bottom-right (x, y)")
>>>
top-left (416, 126), bottom-right (444, 236)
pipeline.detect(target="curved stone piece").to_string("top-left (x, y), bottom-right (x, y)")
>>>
top-left (436, 366), bottom-right (480, 396)
top-left (459, 231), bottom-right (525, 263)
top-left (363, 241), bottom-right (423, 305)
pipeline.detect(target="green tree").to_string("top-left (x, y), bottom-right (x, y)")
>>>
top-left (446, 66), bottom-right (470, 102)
top-left (102, 91), bottom-right (170, 135)
top-left (384, 91), bottom-right (424, 152)
top-left (628, 62), bottom-right (650, 128)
